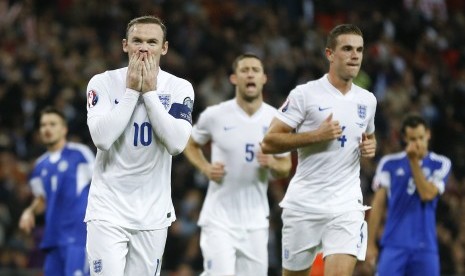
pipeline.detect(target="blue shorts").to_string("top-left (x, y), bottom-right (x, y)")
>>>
top-left (44, 245), bottom-right (89, 276)
top-left (377, 247), bottom-right (439, 276)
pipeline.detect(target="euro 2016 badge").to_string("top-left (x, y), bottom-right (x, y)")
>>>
top-left (357, 104), bottom-right (367, 119)
top-left (87, 90), bottom-right (98, 108)
top-left (280, 98), bottom-right (290, 113)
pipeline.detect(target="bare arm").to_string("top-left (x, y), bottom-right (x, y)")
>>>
top-left (408, 155), bottom-right (438, 201)
top-left (261, 114), bottom-right (342, 154)
top-left (256, 150), bottom-right (292, 179)
top-left (366, 187), bottom-right (387, 268)
top-left (18, 196), bottom-right (46, 234)
top-left (183, 137), bottom-right (225, 183)
top-left (359, 132), bottom-right (377, 158)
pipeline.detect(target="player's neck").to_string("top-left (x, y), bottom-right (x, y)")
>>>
top-left (235, 97), bottom-right (262, 117)
top-left (47, 139), bottom-right (66, 152)
top-left (327, 72), bottom-right (352, 94)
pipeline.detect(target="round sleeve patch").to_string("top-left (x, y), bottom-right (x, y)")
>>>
top-left (279, 98), bottom-right (290, 112)
top-left (87, 90), bottom-right (99, 108)
top-left (183, 97), bottom-right (194, 111)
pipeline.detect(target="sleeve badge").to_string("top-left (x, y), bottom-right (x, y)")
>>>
top-left (87, 90), bottom-right (99, 108)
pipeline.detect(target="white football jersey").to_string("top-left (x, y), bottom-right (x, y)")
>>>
top-left (277, 74), bottom-right (377, 213)
top-left (192, 100), bottom-right (284, 229)
top-left (85, 67), bottom-right (194, 230)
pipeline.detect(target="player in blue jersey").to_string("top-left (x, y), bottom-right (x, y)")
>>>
top-left (367, 113), bottom-right (452, 276)
top-left (19, 106), bottom-right (95, 276)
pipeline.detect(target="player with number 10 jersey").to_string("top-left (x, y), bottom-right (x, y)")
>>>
top-left (85, 67), bottom-right (194, 230)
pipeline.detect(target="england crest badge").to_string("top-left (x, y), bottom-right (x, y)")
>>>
top-left (158, 94), bottom-right (171, 110)
top-left (357, 104), bottom-right (367, 119)
top-left (93, 259), bottom-right (103, 274)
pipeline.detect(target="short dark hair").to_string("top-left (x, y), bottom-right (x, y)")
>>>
top-left (401, 113), bottom-right (429, 135)
top-left (126, 15), bottom-right (167, 43)
top-left (326, 24), bottom-right (363, 50)
top-left (231, 53), bottom-right (264, 73)
top-left (40, 106), bottom-right (67, 126)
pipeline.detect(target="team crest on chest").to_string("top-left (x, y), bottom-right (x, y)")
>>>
top-left (422, 167), bottom-right (431, 178)
top-left (263, 126), bottom-right (269, 134)
top-left (357, 104), bottom-right (367, 119)
top-left (93, 259), bottom-right (103, 274)
top-left (158, 94), bottom-right (171, 110)
top-left (58, 160), bottom-right (68, 172)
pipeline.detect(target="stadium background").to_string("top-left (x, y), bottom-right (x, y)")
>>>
top-left (0, 0), bottom-right (464, 275)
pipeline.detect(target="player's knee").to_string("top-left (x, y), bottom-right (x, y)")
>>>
top-left (282, 267), bottom-right (311, 276)
top-left (324, 254), bottom-right (357, 276)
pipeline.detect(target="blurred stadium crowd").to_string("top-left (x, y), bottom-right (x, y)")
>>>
top-left (0, 0), bottom-right (464, 275)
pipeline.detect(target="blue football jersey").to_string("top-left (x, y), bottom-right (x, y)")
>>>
top-left (372, 151), bottom-right (451, 252)
top-left (29, 142), bottom-right (94, 249)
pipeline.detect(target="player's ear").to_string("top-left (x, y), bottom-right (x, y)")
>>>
top-left (122, 39), bottom-right (128, 53)
top-left (61, 120), bottom-right (68, 137)
top-left (325, 48), bottom-right (333, 63)
top-left (161, 41), bottom-right (168, 56)
top-left (229, 74), bottom-right (237, 85)
top-left (400, 135), bottom-right (407, 148)
top-left (261, 73), bottom-right (268, 85)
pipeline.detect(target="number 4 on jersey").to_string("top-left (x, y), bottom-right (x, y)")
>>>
top-left (337, 126), bottom-right (346, 147)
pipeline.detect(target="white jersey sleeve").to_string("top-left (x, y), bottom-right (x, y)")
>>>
top-left (190, 106), bottom-right (213, 146)
top-left (143, 77), bottom-right (194, 155)
top-left (276, 87), bottom-right (306, 129)
top-left (87, 71), bottom-right (140, 151)
top-left (30, 177), bottom-right (45, 197)
top-left (372, 154), bottom-right (399, 191)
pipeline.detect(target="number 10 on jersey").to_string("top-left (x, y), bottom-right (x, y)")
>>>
top-left (133, 122), bottom-right (153, 146)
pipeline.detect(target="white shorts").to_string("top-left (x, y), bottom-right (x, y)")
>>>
top-left (86, 220), bottom-right (167, 276)
top-left (199, 226), bottom-right (268, 276)
top-left (281, 209), bottom-right (367, 271)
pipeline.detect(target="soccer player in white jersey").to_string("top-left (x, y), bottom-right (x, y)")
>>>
top-left (19, 106), bottom-right (95, 276)
top-left (261, 24), bottom-right (377, 276)
top-left (367, 114), bottom-right (451, 276)
top-left (184, 53), bottom-right (292, 275)
top-left (84, 16), bottom-right (194, 276)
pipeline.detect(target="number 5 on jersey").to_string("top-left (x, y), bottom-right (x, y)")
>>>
top-left (245, 143), bottom-right (255, 162)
